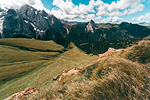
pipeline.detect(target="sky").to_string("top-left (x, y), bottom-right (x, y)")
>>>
top-left (0, 0), bottom-right (150, 23)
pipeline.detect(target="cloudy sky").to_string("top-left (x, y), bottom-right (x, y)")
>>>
top-left (0, 0), bottom-right (150, 23)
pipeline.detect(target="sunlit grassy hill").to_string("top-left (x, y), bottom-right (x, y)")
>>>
top-left (0, 38), bottom-right (97, 99)
top-left (33, 40), bottom-right (150, 100)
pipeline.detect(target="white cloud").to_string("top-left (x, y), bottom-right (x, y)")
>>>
top-left (137, 13), bottom-right (150, 21)
top-left (51, 8), bottom-right (87, 20)
top-left (126, 4), bottom-right (144, 15)
top-left (0, 0), bottom-right (50, 13)
top-left (96, 16), bottom-right (102, 20)
top-left (52, 0), bottom-right (94, 15)
top-left (101, 16), bottom-right (122, 23)
top-left (132, 17), bottom-right (135, 21)
top-left (51, 0), bottom-right (98, 21)
top-left (96, 0), bottom-right (145, 17)
top-left (86, 14), bottom-right (96, 21)
top-left (108, 0), bottom-right (143, 11)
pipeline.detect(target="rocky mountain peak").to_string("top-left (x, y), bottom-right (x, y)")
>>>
top-left (89, 19), bottom-right (95, 24)
top-left (85, 19), bottom-right (98, 33)
top-left (6, 9), bottom-right (17, 16)
top-left (89, 19), bottom-right (97, 28)
top-left (0, 4), bottom-right (67, 43)
top-left (20, 4), bottom-right (36, 11)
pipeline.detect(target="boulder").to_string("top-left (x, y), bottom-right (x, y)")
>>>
top-left (4, 87), bottom-right (39, 100)
top-left (58, 68), bottom-right (80, 81)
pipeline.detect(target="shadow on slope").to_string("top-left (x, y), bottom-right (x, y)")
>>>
top-left (121, 40), bottom-right (150, 64)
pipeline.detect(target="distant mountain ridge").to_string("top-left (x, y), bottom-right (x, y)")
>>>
top-left (138, 22), bottom-right (150, 26)
top-left (0, 4), bottom-right (150, 46)
top-left (64, 21), bottom-right (150, 46)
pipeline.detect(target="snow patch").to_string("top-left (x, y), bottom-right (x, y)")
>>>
top-left (44, 17), bottom-right (48, 19)
top-left (24, 20), bottom-right (28, 23)
top-left (30, 23), bottom-right (35, 27)
top-left (30, 23), bottom-right (44, 33)
top-left (37, 29), bottom-right (40, 32)
top-left (14, 15), bottom-right (19, 19)
top-left (52, 19), bottom-right (54, 24)
top-left (35, 11), bottom-right (37, 15)
top-left (34, 27), bottom-right (37, 31)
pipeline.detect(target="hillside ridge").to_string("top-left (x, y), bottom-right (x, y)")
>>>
top-left (4, 39), bottom-right (150, 99)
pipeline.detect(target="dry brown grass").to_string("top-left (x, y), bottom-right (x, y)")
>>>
top-left (2, 39), bottom-right (150, 100)
top-left (32, 56), bottom-right (150, 100)
top-left (32, 40), bottom-right (150, 100)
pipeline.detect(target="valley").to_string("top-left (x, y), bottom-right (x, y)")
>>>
top-left (0, 4), bottom-right (150, 100)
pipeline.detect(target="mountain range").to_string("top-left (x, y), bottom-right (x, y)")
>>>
top-left (138, 22), bottom-right (150, 26)
top-left (0, 4), bottom-right (150, 46)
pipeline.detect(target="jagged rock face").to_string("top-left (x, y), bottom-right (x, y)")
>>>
top-left (16, 4), bottom-right (67, 41)
top-left (85, 20), bottom-right (98, 33)
top-left (2, 9), bottom-right (35, 38)
top-left (4, 87), bottom-right (39, 100)
top-left (1, 4), bottom-right (67, 43)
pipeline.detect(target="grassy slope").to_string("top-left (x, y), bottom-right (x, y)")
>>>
top-left (0, 38), bottom-right (97, 99)
top-left (34, 40), bottom-right (150, 100)
top-left (121, 40), bottom-right (150, 64)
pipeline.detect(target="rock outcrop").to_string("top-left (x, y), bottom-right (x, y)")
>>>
top-left (2, 9), bottom-right (35, 38)
top-left (98, 48), bottom-right (123, 60)
top-left (85, 19), bottom-right (98, 33)
top-left (53, 68), bottom-right (80, 81)
top-left (0, 4), bottom-right (67, 42)
top-left (4, 87), bottom-right (39, 100)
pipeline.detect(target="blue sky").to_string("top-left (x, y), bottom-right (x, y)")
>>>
top-left (0, 0), bottom-right (150, 23)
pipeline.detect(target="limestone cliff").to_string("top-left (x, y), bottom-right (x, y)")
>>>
top-left (0, 4), bottom-right (67, 42)
top-left (85, 19), bottom-right (98, 33)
